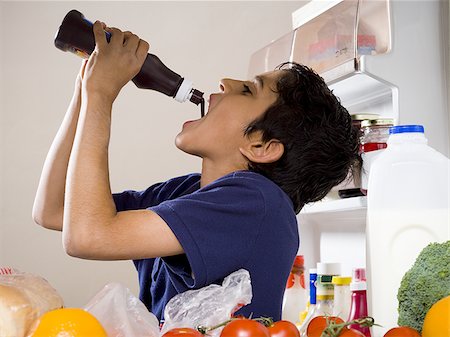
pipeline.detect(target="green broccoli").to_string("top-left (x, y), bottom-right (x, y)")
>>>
top-left (397, 240), bottom-right (450, 332)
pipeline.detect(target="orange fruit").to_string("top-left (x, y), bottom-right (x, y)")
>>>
top-left (422, 296), bottom-right (450, 337)
top-left (30, 308), bottom-right (107, 337)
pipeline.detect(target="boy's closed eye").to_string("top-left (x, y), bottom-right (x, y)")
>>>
top-left (242, 84), bottom-right (252, 95)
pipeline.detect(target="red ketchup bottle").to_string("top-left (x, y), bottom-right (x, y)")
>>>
top-left (348, 268), bottom-right (371, 337)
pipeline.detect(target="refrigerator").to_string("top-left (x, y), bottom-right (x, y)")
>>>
top-left (248, 0), bottom-right (449, 334)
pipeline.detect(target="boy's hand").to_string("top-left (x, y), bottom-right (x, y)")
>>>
top-left (82, 21), bottom-right (149, 102)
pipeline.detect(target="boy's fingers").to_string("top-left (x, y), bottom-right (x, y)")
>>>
top-left (107, 27), bottom-right (124, 45)
top-left (92, 21), bottom-right (107, 48)
top-left (136, 39), bottom-right (150, 63)
top-left (123, 32), bottom-right (140, 51)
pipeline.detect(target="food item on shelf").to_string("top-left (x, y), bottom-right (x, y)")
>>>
top-left (397, 241), bottom-right (450, 332)
top-left (220, 318), bottom-right (270, 337)
top-left (0, 270), bottom-right (63, 337)
top-left (383, 326), bottom-right (421, 337)
top-left (30, 308), bottom-right (107, 337)
top-left (421, 295), bottom-right (450, 337)
top-left (162, 327), bottom-right (204, 337)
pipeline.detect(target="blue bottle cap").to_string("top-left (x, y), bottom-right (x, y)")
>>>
top-left (389, 125), bottom-right (424, 134)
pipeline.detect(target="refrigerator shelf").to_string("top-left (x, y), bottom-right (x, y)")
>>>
top-left (300, 195), bottom-right (366, 215)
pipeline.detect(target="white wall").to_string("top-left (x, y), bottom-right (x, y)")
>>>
top-left (0, 1), bottom-right (306, 307)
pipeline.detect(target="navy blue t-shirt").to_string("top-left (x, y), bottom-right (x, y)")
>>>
top-left (113, 171), bottom-right (299, 322)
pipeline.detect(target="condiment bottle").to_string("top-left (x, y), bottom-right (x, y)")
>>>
top-left (298, 269), bottom-right (317, 337)
top-left (282, 255), bottom-right (307, 324)
top-left (54, 10), bottom-right (204, 115)
top-left (332, 276), bottom-right (352, 321)
top-left (313, 263), bottom-right (340, 317)
top-left (348, 268), bottom-right (371, 337)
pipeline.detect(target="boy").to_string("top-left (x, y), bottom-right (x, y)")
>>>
top-left (33, 22), bottom-right (359, 322)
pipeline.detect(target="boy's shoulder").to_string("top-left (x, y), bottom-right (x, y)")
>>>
top-left (206, 170), bottom-right (293, 207)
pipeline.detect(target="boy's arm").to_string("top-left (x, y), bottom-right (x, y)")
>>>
top-left (32, 62), bottom-right (86, 231)
top-left (63, 22), bottom-right (183, 260)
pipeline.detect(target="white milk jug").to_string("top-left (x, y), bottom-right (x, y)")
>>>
top-left (366, 125), bottom-right (449, 335)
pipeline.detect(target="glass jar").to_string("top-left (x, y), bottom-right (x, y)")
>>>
top-left (360, 118), bottom-right (394, 194)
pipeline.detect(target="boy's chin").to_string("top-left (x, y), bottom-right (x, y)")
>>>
top-left (174, 137), bottom-right (198, 157)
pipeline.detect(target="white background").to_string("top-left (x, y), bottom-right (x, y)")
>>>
top-left (0, 0), bottom-right (307, 307)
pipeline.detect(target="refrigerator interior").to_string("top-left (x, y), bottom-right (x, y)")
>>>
top-left (248, 0), bottom-right (449, 292)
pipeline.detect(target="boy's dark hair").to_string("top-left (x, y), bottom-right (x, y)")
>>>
top-left (244, 62), bottom-right (360, 214)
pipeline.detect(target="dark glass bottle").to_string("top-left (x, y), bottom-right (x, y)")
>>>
top-left (54, 10), bottom-right (204, 113)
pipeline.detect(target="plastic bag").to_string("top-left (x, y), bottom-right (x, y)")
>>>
top-left (161, 269), bottom-right (252, 337)
top-left (84, 282), bottom-right (160, 337)
top-left (0, 267), bottom-right (64, 337)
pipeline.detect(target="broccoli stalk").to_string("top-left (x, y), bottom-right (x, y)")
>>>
top-left (397, 241), bottom-right (450, 332)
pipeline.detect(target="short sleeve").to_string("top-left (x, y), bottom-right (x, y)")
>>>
top-left (150, 174), bottom-right (267, 288)
top-left (113, 174), bottom-right (201, 211)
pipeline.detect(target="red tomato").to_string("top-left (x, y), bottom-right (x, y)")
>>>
top-left (306, 316), bottom-right (345, 337)
top-left (383, 327), bottom-right (421, 337)
top-left (220, 319), bottom-right (270, 337)
top-left (339, 328), bottom-right (366, 337)
top-left (267, 320), bottom-right (300, 337)
top-left (162, 327), bottom-right (203, 337)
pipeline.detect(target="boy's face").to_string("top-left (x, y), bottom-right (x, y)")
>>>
top-left (175, 70), bottom-right (281, 169)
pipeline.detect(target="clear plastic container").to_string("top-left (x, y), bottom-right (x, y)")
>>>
top-left (366, 125), bottom-right (450, 335)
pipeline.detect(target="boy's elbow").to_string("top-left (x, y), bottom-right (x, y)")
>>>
top-left (32, 212), bottom-right (62, 231)
top-left (63, 235), bottom-right (90, 259)
top-left (62, 226), bottom-right (98, 259)
top-left (32, 204), bottom-right (63, 231)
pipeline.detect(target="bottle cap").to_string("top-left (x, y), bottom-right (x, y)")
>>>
top-left (389, 125), bottom-right (424, 134)
top-left (293, 255), bottom-right (304, 267)
top-left (309, 268), bottom-right (317, 274)
top-left (332, 276), bottom-right (352, 285)
top-left (317, 262), bottom-right (341, 276)
top-left (174, 78), bottom-right (194, 103)
top-left (352, 268), bottom-right (366, 282)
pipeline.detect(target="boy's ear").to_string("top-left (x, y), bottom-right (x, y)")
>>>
top-left (239, 135), bottom-right (284, 164)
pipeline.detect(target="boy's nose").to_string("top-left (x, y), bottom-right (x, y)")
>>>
top-left (219, 78), bottom-right (240, 93)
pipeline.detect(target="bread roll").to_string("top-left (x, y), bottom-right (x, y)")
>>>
top-left (0, 271), bottom-right (64, 337)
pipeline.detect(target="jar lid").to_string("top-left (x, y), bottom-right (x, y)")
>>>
top-left (360, 118), bottom-right (394, 127)
top-left (332, 276), bottom-right (352, 285)
top-left (351, 113), bottom-right (380, 121)
top-left (389, 124), bottom-right (424, 134)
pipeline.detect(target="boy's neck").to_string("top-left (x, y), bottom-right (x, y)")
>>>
top-left (200, 158), bottom-right (248, 188)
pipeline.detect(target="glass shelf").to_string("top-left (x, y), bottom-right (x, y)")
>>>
top-left (248, 0), bottom-right (391, 83)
